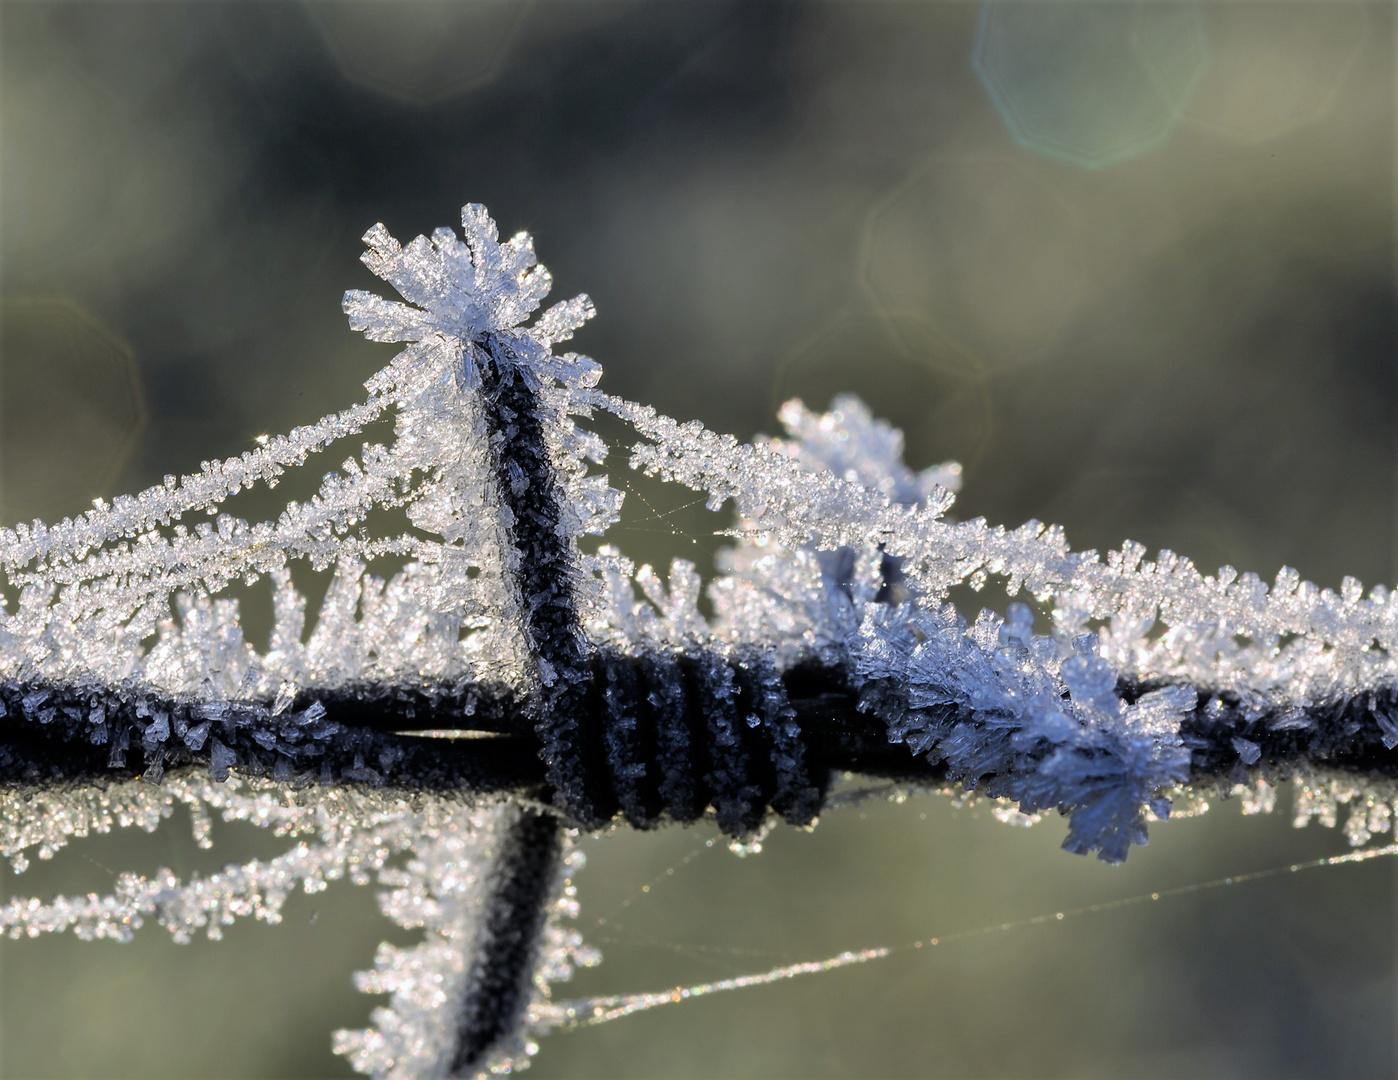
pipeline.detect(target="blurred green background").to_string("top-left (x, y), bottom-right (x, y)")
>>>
top-left (1, 2), bottom-right (1396, 1076)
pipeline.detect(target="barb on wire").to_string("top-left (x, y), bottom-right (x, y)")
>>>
top-left (4, 203), bottom-right (1398, 1078)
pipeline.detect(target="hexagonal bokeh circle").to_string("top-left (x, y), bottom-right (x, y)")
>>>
top-left (0, 300), bottom-right (146, 524)
top-left (862, 158), bottom-right (1093, 371)
top-left (304, 0), bottom-right (532, 105)
top-left (1183, 3), bottom-right (1368, 144)
top-left (974, 0), bottom-right (1208, 170)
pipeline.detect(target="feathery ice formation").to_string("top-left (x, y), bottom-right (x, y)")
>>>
top-left (2, 203), bottom-right (1397, 856)
top-left (5, 203), bottom-right (1398, 1076)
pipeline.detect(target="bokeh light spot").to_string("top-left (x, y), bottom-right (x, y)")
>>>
top-left (1183, 3), bottom-right (1369, 144)
top-left (973, 0), bottom-right (1208, 170)
top-left (305, 0), bottom-right (531, 105)
top-left (861, 158), bottom-right (1092, 371)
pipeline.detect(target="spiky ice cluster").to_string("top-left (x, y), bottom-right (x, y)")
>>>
top-left (0, 205), bottom-right (621, 777)
top-left (333, 807), bottom-right (597, 1080)
top-left (586, 380), bottom-right (1398, 860)
top-left (0, 773), bottom-right (593, 1078)
top-left (1, 775), bottom-right (450, 941)
top-left (3, 201), bottom-right (1395, 859)
top-left (5, 201), bottom-right (1398, 1075)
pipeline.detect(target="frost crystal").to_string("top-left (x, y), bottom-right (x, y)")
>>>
top-left (5, 201), bottom-right (1398, 1074)
top-left (334, 808), bottom-right (597, 1080)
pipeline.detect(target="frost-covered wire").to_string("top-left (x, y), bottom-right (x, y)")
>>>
top-left (4, 202), bottom-right (1398, 1077)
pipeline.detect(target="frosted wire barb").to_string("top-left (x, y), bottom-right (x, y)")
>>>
top-left (4, 201), bottom-right (1398, 1075)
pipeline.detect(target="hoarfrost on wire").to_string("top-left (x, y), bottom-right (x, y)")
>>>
top-left (3, 202), bottom-right (1397, 1076)
top-left (0, 778), bottom-right (597, 1079)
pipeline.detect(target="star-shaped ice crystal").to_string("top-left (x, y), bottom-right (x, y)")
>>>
top-left (343, 203), bottom-right (600, 390)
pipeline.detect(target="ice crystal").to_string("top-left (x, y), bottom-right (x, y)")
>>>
top-left (0, 777), bottom-right (592, 1077)
top-left (4, 201), bottom-right (1398, 1074)
top-left (333, 808), bottom-right (597, 1080)
top-left (0, 205), bottom-right (620, 709)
